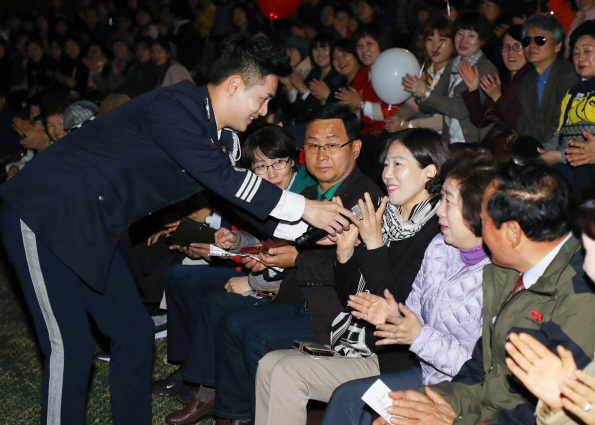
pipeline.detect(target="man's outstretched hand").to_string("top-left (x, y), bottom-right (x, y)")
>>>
top-left (301, 198), bottom-right (358, 236)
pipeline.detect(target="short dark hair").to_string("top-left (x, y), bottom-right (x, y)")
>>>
top-left (241, 124), bottom-right (300, 172)
top-left (487, 161), bottom-right (571, 242)
top-left (439, 149), bottom-right (501, 236)
top-left (569, 20), bottom-right (595, 53)
top-left (380, 128), bottom-right (449, 196)
top-left (502, 24), bottom-right (524, 42)
top-left (305, 103), bottom-right (360, 142)
top-left (423, 16), bottom-right (454, 40)
top-left (352, 22), bottom-right (392, 52)
top-left (209, 33), bottom-right (292, 88)
top-left (522, 13), bottom-right (565, 47)
top-left (309, 31), bottom-right (336, 63)
top-left (331, 37), bottom-right (359, 64)
top-left (41, 100), bottom-right (69, 128)
top-left (454, 11), bottom-right (493, 44)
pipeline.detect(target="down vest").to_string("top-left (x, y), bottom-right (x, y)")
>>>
top-left (407, 234), bottom-right (489, 385)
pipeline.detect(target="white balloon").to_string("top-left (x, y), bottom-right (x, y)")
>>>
top-left (370, 48), bottom-right (421, 105)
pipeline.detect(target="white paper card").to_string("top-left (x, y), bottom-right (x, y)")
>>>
top-left (361, 378), bottom-right (408, 422)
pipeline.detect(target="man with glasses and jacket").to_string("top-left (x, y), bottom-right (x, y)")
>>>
top-left (516, 13), bottom-right (576, 147)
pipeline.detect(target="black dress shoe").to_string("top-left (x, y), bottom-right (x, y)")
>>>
top-left (152, 365), bottom-right (189, 396)
top-left (177, 385), bottom-right (201, 404)
top-left (165, 398), bottom-right (214, 424)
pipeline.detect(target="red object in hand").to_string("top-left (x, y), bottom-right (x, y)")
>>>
top-left (257, 0), bottom-right (300, 21)
top-left (530, 310), bottom-right (543, 322)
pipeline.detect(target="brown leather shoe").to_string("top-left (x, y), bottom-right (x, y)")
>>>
top-left (214, 419), bottom-right (250, 425)
top-left (164, 398), bottom-right (214, 424)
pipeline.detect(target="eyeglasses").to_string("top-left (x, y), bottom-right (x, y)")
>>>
top-left (501, 42), bottom-right (523, 52)
top-left (522, 36), bottom-right (549, 48)
top-left (252, 159), bottom-right (290, 175)
top-left (304, 140), bottom-right (354, 154)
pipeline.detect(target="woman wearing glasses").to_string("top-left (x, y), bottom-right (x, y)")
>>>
top-left (414, 12), bottom-right (498, 145)
top-left (459, 25), bottom-right (531, 150)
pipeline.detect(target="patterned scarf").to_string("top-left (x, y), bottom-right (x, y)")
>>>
top-left (330, 197), bottom-right (440, 358)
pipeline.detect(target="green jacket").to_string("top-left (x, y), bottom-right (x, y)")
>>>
top-left (430, 236), bottom-right (595, 425)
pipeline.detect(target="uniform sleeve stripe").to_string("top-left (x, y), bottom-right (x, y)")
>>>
top-left (235, 171), bottom-right (255, 200)
top-left (245, 176), bottom-right (262, 203)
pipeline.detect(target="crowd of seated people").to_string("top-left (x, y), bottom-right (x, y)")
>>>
top-left (5, 1), bottom-right (595, 425)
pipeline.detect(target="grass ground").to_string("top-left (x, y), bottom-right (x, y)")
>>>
top-left (0, 261), bottom-right (215, 425)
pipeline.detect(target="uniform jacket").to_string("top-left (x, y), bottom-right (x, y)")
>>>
top-left (408, 234), bottom-right (489, 385)
top-left (273, 166), bottom-right (383, 344)
top-left (516, 58), bottom-right (577, 144)
top-left (431, 236), bottom-right (595, 425)
top-left (0, 81), bottom-right (284, 292)
top-left (419, 55), bottom-right (498, 144)
top-left (334, 202), bottom-right (440, 374)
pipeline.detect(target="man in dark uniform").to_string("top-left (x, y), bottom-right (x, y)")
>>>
top-left (0, 33), bottom-right (355, 425)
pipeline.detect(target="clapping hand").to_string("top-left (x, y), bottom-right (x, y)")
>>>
top-left (505, 332), bottom-right (578, 412)
top-left (351, 193), bottom-right (388, 250)
top-left (309, 79), bottom-right (331, 102)
top-left (335, 86), bottom-right (363, 110)
top-left (459, 60), bottom-right (479, 92)
top-left (374, 303), bottom-right (423, 345)
top-left (348, 289), bottom-right (399, 326)
top-left (479, 74), bottom-right (502, 102)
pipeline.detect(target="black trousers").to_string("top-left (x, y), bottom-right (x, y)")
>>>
top-left (0, 202), bottom-right (154, 425)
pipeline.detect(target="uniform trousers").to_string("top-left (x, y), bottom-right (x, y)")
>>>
top-left (164, 263), bottom-right (244, 362)
top-left (0, 202), bottom-right (154, 425)
top-left (255, 349), bottom-right (381, 425)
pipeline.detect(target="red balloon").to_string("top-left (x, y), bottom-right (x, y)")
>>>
top-left (257, 0), bottom-right (301, 21)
